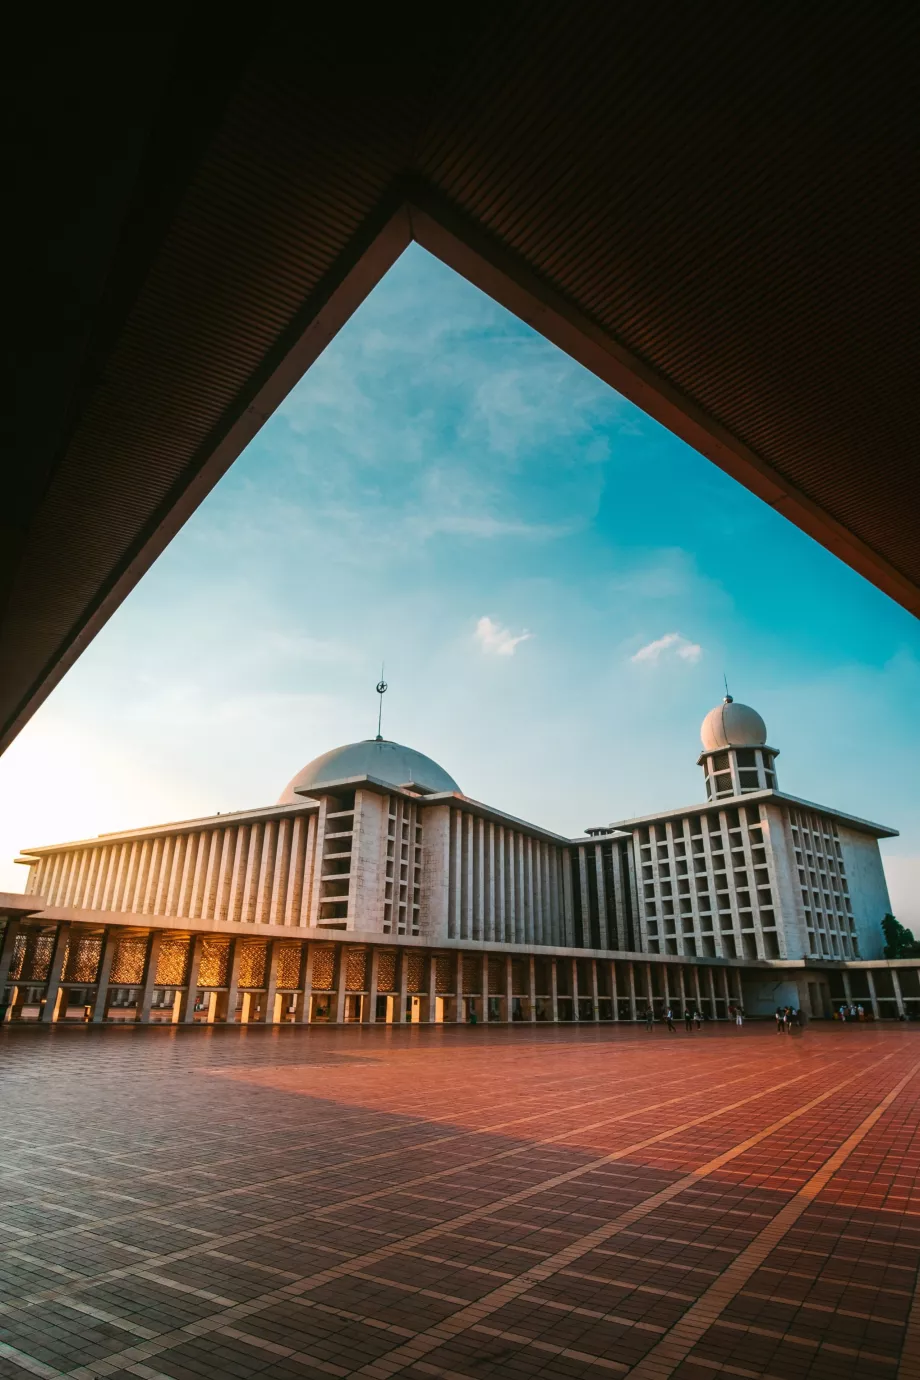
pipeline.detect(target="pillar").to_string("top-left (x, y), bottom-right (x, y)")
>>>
top-left (0, 920), bottom-right (22, 1018)
top-left (705, 968), bottom-right (715, 1018)
top-left (481, 953), bottom-right (489, 1024)
top-left (365, 947), bottom-right (380, 1023)
top-left (40, 924), bottom-right (71, 1023)
top-left (645, 962), bottom-right (654, 1013)
top-left (891, 969), bottom-right (905, 1018)
top-left (297, 943), bottom-right (314, 1024)
top-left (866, 968), bottom-right (881, 1019)
top-left (627, 961), bottom-right (637, 1021)
top-left (137, 933), bottom-right (163, 1024)
top-left (610, 961), bottom-right (619, 1020)
top-left (678, 966), bottom-right (687, 1011)
top-left (720, 967), bottom-right (731, 1011)
top-left (334, 945), bottom-right (348, 1024)
top-left (505, 954), bottom-right (513, 1024)
top-left (426, 952), bottom-right (438, 1023)
top-left (219, 938), bottom-right (242, 1024)
top-left (397, 949), bottom-right (409, 1025)
top-left (455, 951), bottom-right (464, 1023)
top-left (590, 959), bottom-right (599, 1021)
top-left (550, 958), bottom-right (559, 1022)
top-left (571, 958), bottom-right (580, 1021)
top-left (263, 942), bottom-right (281, 1024)
top-left (528, 954), bottom-right (536, 1023)
top-left (90, 928), bottom-right (118, 1024)
top-left (179, 937), bottom-right (204, 1023)
top-left (842, 971), bottom-right (853, 1006)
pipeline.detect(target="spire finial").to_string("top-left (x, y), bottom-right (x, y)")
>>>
top-left (723, 672), bottom-right (732, 704)
top-left (375, 666), bottom-right (388, 741)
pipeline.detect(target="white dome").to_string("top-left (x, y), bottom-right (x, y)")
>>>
top-left (278, 739), bottom-right (459, 803)
top-left (700, 697), bottom-right (767, 751)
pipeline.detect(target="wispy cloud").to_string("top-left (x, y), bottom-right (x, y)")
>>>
top-left (631, 632), bottom-right (702, 665)
top-left (475, 616), bottom-right (533, 657)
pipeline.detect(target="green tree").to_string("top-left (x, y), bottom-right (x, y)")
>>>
top-left (881, 913), bottom-right (920, 959)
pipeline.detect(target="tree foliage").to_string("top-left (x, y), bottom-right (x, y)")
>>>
top-left (881, 913), bottom-right (920, 959)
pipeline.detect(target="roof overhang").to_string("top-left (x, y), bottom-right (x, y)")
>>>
top-left (6, 12), bottom-right (920, 758)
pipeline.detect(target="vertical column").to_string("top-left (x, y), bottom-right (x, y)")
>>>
top-left (841, 971), bottom-right (853, 1005)
top-left (364, 947), bottom-right (380, 1023)
top-left (550, 959), bottom-right (559, 1023)
top-left (137, 933), bottom-right (163, 1024)
top-left (590, 959), bottom-right (599, 1022)
top-left (40, 925), bottom-right (71, 1023)
top-left (455, 951), bottom-right (464, 1023)
top-left (627, 961), bottom-right (637, 1021)
top-left (610, 961), bottom-right (619, 1020)
top-left (480, 953), bottom-right (489, 1024)
top-left (220, 939), bottom-right (242, 1024)
top-left (528, 954), bottom-right (537, 1023)
top-left (505, 954), bottom-right (513, 1024)
top-left (720, 967), bottom-right (731, 1011)
top-left (734, 970), bottom-right (744, 1010)
top-left (426, 952), bottom-right (438, 1023)
top-left (678, 966), bottom-right (687, 1011)
top-left (297, 943), bottom-right (315, 1024)
top-left (397, 949), bottom-right (409, 1024)
top-left (179, 937), bottom-right (204, 1023)
top-left (263, 943), bottom-right (281, 1024)
top-left (645, 962), bottom-right (654, 1013)
top-left (865, 968), bottom-right (880, 1019)
top-left (571, 957), bottom-right (580, 1021)
top-left (334, 946), bottom-right (348, 1024)
top-left (0, 921), bottom-right (23, 1012)
top-left (90, 928), bottom-right (118, 1023)
top-left (891, 969), bottom-right (905, 1018)
top-left (705, 967), bottom-right (715, 1018)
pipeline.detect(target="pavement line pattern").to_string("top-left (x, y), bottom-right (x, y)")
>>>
top-left (331, 1052), bottom-right (905, 1378)
top-left (49, 1053), bottom-right (846, 1378)
top-left (2, 1054), bottom-right (827, 1318)
top-left (626, 1058), bottom-right (920, 1379)
top-left (4, 1026), bottom-right (919, 1380)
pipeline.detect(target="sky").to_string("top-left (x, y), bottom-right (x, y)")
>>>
top-left (3, 245), bottom-right (919, 925)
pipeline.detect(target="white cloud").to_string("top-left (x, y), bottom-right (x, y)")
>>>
top-left (475, 616), bottom-right (533, 657)
top-left (631, 632), bottom-right (702, 665)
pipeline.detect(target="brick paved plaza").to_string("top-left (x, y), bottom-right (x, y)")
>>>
top-left (1, 1024), bottom-right (919, 1380)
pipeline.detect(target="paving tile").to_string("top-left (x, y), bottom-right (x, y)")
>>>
top-left (1, 1024), bottom-right (920, 1379)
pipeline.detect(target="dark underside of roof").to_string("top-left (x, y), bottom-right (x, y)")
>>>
top-left (7, 4), bottom-right (920, 752)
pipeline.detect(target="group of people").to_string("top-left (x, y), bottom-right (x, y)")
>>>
top-left (775, 1004), bottom-right (804, 1031)
top-left (645, 1006), bottom-right (703, 1032)
top-left (838, 1002), bottom-right (866, 1021)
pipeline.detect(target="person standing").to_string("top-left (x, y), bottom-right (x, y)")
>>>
top-left (775, 1006), bottom-right (785, 1033)
top-left (735, 1007), bottom-right (744, 1027)
top-left (645, 1006), bottom-right (654, 1031)
top-left (665, 1006), bottom-right (676, 1033)
top-left (684, 1007), bottom-right (693, 1032)
top-left (694, 1007), bottom-right (702, 1029)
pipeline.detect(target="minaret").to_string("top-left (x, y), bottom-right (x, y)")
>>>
top-left (697, 695), bottom-right (779, 800)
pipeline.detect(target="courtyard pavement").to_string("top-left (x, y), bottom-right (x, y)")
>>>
top-left (1, 1022), bottom-right (919, 1380)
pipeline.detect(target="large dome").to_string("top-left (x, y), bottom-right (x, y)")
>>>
top-left (700, 696), bottom-right (767, 751)
top-left (278, 739), bottom-right (460, 804)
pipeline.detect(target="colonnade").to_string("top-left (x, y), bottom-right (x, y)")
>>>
top-left (0, 921), bottom-right (749, 1026)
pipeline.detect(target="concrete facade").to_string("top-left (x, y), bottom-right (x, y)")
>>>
top-left (2, 697), bottom-right (901, 1025)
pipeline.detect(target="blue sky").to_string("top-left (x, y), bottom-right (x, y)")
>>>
top-left (2, 245), bottom-right (918, 922)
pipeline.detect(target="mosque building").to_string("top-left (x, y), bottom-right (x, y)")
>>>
top-left (0, 694), bottom-right (908, 1026)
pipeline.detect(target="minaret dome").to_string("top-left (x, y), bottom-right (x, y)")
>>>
top-left (697, 695), bottom-right (779, 799)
